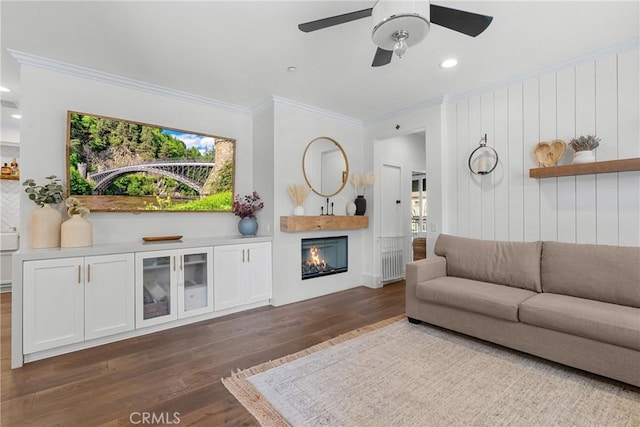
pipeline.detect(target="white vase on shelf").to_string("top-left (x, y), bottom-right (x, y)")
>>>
top-left (293, 205), bottom-right (305, 216)
top-left (573, 150), bottom-right (596, 164)
top-left (346, 201), bottom-right (357, 216)
top-left (29, 204), bottom-right (63, 249)
top-left (61, 215), bottom-right (93, 248)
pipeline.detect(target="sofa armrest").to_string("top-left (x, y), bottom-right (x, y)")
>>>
top-left (406, 256), bottom-right (447, 319)
top-left (406, 256), bottom-right (447, 285)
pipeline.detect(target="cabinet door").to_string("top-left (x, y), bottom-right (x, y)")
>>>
top-left (85, 254), bottom-right (135, 340)
top-left (135, 250), bottom-right (177, 328)
top-left (213, 245), bottom-right (244, 310)
top-left (246, 242), bottom-right (272, 304)
top-left (177, 247), bottom-right (213, 318)
top-left (23, 258), bottom-right (84, 353)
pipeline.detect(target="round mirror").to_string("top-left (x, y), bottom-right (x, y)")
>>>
top-left (302, 137), bottom-right (349, 197)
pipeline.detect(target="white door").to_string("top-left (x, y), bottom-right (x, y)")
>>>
top-left (23, 258), bottom-right (84, 353)
top-left (213, 245), bottom-right (245, 310)
top-left (85, 253), bottom-right (135, 340)
top-left (381, 163), bottom-right (403, 236)
top-left (245, 242), bottom-right (272, 304)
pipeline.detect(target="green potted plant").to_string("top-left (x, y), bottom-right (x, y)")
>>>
top-left (22, 175), bottom-right (64, 248)
top-left (569, 135), bottom-right (600, 164)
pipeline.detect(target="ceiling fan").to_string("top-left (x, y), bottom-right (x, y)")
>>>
top-left (298, 0), bottom-right (493, 67)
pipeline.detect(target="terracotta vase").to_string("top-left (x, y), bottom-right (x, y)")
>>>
top-left (29, 204), bottom-right (63, 249)
top-left (61, 215), bottom-right (93, 248)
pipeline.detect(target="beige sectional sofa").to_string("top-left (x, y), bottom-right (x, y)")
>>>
top-left (406, 234), bottom-right (640, 387)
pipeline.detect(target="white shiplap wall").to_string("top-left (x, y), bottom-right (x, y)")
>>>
top-left (445, 47), bottom-right (640, 246)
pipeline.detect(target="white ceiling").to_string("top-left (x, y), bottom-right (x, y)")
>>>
top-left (1, 0), bottom-right (639, 138)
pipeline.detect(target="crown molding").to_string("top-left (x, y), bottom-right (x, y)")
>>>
top-left (8, 49), bottom-right (253, 115)
top-left (447, 38), bottom-right (640, 103)
top-left (363, 95), bottom-right (447, 126)
top-left (265, 96), bottom-right (363, 126)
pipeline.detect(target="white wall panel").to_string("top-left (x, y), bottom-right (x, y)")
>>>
top-left (575, 61), bottom-right (597, 244)
top-left (556, 67), bottom-right (576, 243)
top-left (507, 84), bottom-right (524, 241)
top-left (468, 96), bottom-right (482, 239)
top-left (595, 55), bottom-right (620, 245)
top-left (445, 45), bottom-right (639, 248)
top-left (522, 78), bottom-right (540, 241)
top-left (493, 87), bottom-right (510, 241)
top-left (539, 73), bottom-right (558, 241)
top-left (456, 100), bottom-right (470, 237)
top-left (617, 49), bottom-right (640, 246)
top-left (480, 92), bottom-right (495, 240)
top-left (444, 102), bottom-right (458, 237)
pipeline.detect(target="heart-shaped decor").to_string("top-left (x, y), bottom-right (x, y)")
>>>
top-left (533, 140), bottom-right (566, 167)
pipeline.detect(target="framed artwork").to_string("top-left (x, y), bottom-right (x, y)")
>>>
top-left (66, 111), bottom-right (235, 212)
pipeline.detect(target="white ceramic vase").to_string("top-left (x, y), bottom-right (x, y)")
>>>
top-left (293, 205), bottom-right (305, 216)
top-left (573, 150), bottom-right (595, 164)
top-left (29, 204), bottom-right (63, 249)
top-left (61, 215), bottom-right (93, 248)
top-left (346, 201), bottom-right (357, 216)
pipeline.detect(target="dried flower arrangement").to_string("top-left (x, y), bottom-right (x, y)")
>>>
top-left (65, 197), bottom-right (90, 217)
top-left (569, 135), bottom-right (600, 152)
top-left (232, 191), bottom-right (264, 219)
top-left (350, 171), bottom-right (375, 196)
top-left (287, 184), bottom-right (310, 206)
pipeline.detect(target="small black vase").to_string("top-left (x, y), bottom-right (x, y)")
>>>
top-left (354, 195), bottom-right (366, 216)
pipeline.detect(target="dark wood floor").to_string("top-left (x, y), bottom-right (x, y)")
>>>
top-left (0, 282), bottom-right (405, 426)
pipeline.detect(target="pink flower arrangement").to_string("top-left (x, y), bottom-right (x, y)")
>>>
top-left (232, 191), bottom-right (264, 219)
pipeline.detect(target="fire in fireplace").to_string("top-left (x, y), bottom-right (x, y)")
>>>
top-left (301, 236), bottom-right (348, 280)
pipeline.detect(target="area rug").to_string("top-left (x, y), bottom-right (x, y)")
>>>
top-left (222, 316), bottom-right (640, 426)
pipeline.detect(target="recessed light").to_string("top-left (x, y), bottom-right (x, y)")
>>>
top-left (0, 86), bottom-right (10, 93)
top-left (440, 58), bottom-right (458, 69)
top-left (287, 66), bottom-right (297, 73)
top-left (11, 114), bottom-right (21, 119)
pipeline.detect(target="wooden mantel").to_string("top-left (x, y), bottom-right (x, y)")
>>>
top-left (280, 215), bottom-right (368, 232)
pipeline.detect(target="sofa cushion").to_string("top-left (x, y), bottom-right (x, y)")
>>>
top-left (415, 276), bottom-right (537, 322)
top-left (541, 241), bottom-right (640, 308)
top-left (434, 234), bottom-right (542, 292)
top-left (520, 293), bottom-right (640, 351)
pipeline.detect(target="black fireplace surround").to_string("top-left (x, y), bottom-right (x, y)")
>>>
top-left (301, 236), bottom-right (348, 280)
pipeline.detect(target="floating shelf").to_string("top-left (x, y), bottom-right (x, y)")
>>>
top-left (0, 175), bottom-right (19, 180)
top-left (280, 215), bottom-right (368, 232)
top-left (529, 158), bottom-right (640, 178)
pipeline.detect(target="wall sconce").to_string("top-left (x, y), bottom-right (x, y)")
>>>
top-left (468, 134), bottom-right (498, 175)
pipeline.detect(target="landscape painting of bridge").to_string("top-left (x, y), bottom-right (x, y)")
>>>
top-left (66, 111), bottom-right (235, 212)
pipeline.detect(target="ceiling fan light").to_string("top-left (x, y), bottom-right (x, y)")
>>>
top-left (371, 0), bottom-right (430, 51)
top-left (393, 31), bottom-right (409, 58)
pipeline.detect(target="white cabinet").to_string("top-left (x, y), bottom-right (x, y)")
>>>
top-left (214, 242), bottom-right (272, 311)
top-left (23, 254), bottom-right (134, 353)
top-left (135, 247), bottom-right (213, 328)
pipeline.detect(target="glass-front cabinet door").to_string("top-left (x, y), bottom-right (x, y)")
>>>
top-left (177, 247), bottom-right (213, 318)
top-left (135, 250), bottom-right (178, 328)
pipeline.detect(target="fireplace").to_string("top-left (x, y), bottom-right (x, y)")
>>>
top-left (301, 236), bottom-right (348, 280)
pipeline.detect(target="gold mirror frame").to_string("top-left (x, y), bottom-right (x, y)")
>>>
top-left (302, 137), bottom-right (349, 197)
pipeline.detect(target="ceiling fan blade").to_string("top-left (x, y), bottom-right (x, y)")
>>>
top-left (372, 48), bottom-right (393, 67)
top-left (298, 8), bottom-right (373, 32)
top-left (430, 4), bottom-right (493, 37)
